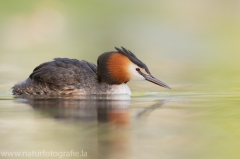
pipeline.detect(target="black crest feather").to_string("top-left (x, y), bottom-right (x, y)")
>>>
top-left (115, 47), bottom-right (151, 75)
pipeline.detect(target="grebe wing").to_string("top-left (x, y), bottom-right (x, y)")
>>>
top-left (29, 58), bottom-right (97, 86)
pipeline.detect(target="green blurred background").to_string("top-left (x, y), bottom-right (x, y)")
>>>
top-left (1, 1), bottom-right (240, 159)
top-left (1, 0), bottom-right (239, 93)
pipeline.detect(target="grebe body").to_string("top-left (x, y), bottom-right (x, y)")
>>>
top-left (12, 47), bottom-right (170, 96)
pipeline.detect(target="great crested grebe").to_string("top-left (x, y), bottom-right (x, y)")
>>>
top-left (12, 47), bottom-right (170, 96)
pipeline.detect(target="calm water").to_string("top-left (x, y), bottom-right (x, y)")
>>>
top-left (1, 90), bottom-right (239, 159)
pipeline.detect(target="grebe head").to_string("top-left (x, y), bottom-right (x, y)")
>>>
top-left (97, 47), bottom-right (171, 89)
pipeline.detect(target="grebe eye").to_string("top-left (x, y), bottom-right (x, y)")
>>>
top-left (136, 68), bottom-right (140, 71)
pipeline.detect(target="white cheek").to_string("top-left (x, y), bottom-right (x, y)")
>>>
top-left (128, 64), bottom-right (145, 80)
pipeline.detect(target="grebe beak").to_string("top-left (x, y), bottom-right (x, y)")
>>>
top-left (143, 74), bottom-right (171, 89)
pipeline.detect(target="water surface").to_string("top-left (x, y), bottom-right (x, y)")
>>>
top-left (1, 91), bottom-right (239, 159)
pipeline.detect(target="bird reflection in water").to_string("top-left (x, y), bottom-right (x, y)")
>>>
top-left (17, 95), bottom-right (131, 124)
top-left (15, 95), bottom-right (166, 159)
top-left (17, 95), bottom-right (166, 123)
